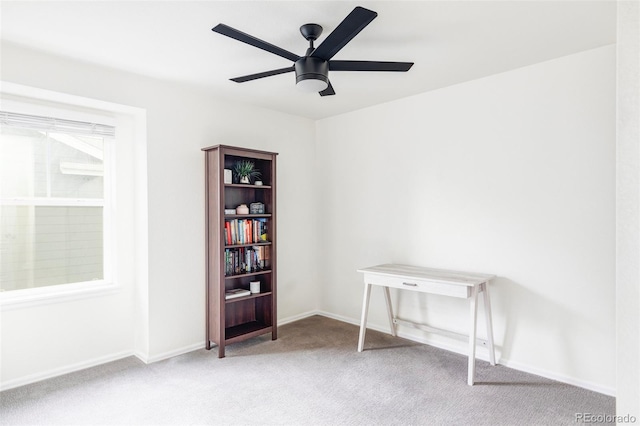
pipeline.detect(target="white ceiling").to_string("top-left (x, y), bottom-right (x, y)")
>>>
top-left (0, 1), bottom-right (616, 120)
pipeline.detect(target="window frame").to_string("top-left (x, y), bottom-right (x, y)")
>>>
top-left (0, 98), bottom-right (119, 310)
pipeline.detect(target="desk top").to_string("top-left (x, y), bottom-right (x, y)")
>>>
top-left (357, 264), bottom-right (495, 287)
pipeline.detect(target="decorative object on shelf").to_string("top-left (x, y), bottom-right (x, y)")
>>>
top-left (233, 160), bottom-right (261, 184)
top-left (224, 209), bottom-right (236, 215)
top-left (254, 180), bottom-right (263, 186)
top-left (250, 202), bottom-right (265, 214)
top-left (224, 169), bottom-right (233, 184)
top-left (250, 281), bottom-right (260, 294)
top-left (236, 204), bottom-right (249, 215)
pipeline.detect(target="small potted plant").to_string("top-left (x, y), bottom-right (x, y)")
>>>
top-left (233, 160), bottom-right (261, 184)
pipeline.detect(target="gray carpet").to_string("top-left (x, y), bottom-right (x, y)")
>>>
top-left (0, 315), bottom-right (614, 425)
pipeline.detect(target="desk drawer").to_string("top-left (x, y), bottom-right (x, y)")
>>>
top-left (363, 273), bottom-right (471, 298)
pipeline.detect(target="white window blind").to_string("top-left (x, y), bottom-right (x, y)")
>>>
top-left (1, 109), bottom-right (114, 292)
top-left (0, 111), bottom-right (115, 137)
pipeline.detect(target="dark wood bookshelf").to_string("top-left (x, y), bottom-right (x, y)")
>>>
top-left (202, 145), bottom-right (278, 358)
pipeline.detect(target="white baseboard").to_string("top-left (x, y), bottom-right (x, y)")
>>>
top-left (2, 311), bottom-right (615, 397)
top-left (0, 350), bottom-right (133, 392)
top-left (0, 343), bottom-right (207, 392)
top-left (135, 313), bottom-right (320, 364)
top-left (497, 358), bottom-right (616, 397)
top-left (313, 310), bottom-right (616, 397)
top-left (318, 310), bottom-right (494, 362)
top-left (278, 310), bottom-right (319, 326)
top-left (135, 312), bottom-right (320, 364)
top-left (139, 342), bottom-right (206, 364)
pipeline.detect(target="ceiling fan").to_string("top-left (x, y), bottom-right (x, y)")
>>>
top-left (212, 6), bottom-right (414, 96)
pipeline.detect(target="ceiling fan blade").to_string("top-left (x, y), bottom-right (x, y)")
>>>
top-left (212, 24), bottom-right (301, 62)
top-left (311, 6), bottom-right (377, 61)
top-left (319, 80), bottom-right (335, 97)
top-left (230, 67), bottom-right (295, 83)
top-left (329, 61), bottom-right (414, 72)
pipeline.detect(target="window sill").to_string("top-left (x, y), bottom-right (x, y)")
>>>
top-left (0, 281), bottom-right (120, 311)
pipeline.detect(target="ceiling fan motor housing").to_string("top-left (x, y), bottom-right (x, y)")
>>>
top-left (294, 56), bottom-right (329, 85)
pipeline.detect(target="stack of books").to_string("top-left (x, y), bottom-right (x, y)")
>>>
top-left (225, 288), bottom-right (251, 300)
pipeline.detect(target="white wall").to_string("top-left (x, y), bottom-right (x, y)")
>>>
top-left (0, 40), bottom-right (623, 396)
top-left (315, 45), bottom-right (616, 394)
top-left (616, 0), bottom-right (640, 417)
top-left (0, 42), bottom-right (318, 385)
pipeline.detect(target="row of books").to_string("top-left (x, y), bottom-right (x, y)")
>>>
top-left (225, 246), bottom-right (270, 276)
top-left (225, 219), bottom-right (268, 246)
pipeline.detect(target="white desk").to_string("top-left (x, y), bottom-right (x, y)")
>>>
top-left (357, 264), bottom-right (496, 385)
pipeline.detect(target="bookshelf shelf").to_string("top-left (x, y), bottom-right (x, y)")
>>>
top-left (224, 214), bottom-right (272, 219)
top-left (224, 242), bottom-right (271, 249)
top-left (225, 322), bottom-right (272, 343)
top-left (224, 270), bottom-right (271, 280)
top-left (203, 145), bottom-right (278, 358)
top-left (225, 291), bottom-right (272, 304)
top-left (225, 183), bottom-right (272, 189)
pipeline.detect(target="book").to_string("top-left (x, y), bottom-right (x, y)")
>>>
top-left (225, 288), bottom-right (251, 300)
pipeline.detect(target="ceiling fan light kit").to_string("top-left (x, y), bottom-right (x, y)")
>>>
top-left (295, 57), bottom-right (329, 92)
top-left (212, 6), bottom-right (413, 97)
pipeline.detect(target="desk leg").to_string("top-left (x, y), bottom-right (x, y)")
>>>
top-left (482, 281), bottom-right (497, 366)
top-left (468, 285), bottom-right (479, 386)
top-left (383, 286), bottom-right (397, 337)
top-left (357, 282), bottom-right (372, 352)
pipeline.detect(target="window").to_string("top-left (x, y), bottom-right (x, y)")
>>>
top-left (0, 110), bottom-right (115, 293)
